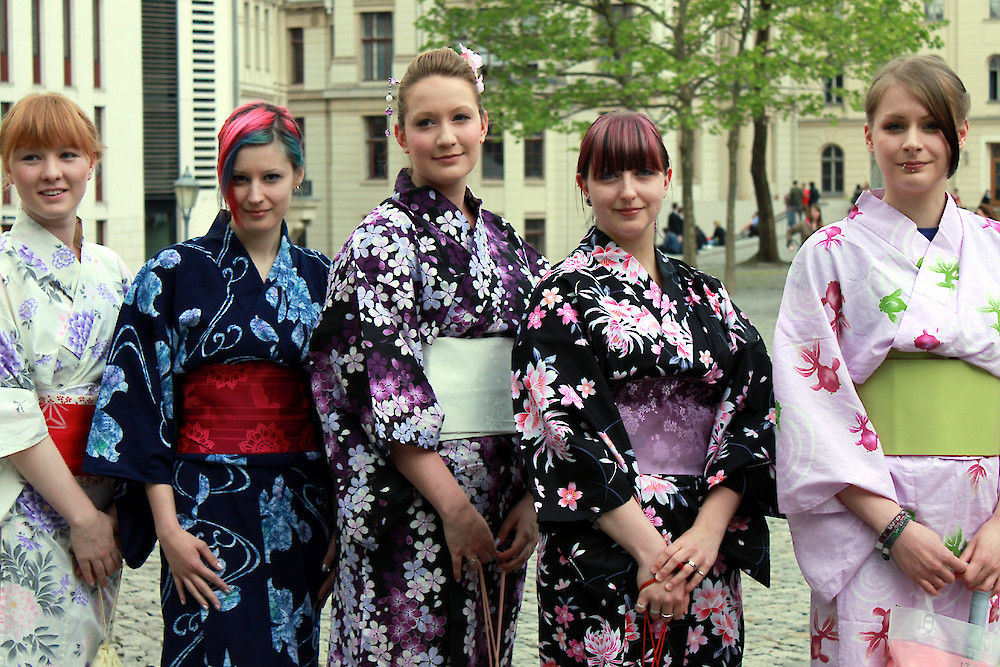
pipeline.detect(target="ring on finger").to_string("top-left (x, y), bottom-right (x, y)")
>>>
top-left (635, 603), bottom-right (647, 612)
top-left (684, 560), bottom-right (698, 570)
top-left (469, 558), bottom-right (478, 566)
top-left (696, 569), bottom-right (707, 577)
top-left (660, 612), bottom-right (673, 619)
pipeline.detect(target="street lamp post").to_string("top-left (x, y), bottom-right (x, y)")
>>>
top-left (172, 167), bottom-right (201, 241)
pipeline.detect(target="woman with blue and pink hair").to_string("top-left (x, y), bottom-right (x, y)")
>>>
top-left (85, 101), bottom-right (333, 666)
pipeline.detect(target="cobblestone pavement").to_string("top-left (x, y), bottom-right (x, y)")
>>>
top-left (109, 238), bottom-right (813, 665)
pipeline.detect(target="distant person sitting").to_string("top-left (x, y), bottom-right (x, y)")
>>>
top-left (787, 204), bottom-right (822, 250)
top-left (711, 220), bottom-right (726, 246)
top-left (695, 225), bottom-right (708, 250)
top-left (741, 211), bottom-right (760, 238)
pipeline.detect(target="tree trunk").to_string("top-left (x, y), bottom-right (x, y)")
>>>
top-left (750, 112), bottom-right (778, 262)
top-left (724, 124), bottom-right (739, 290)
top-left (750, 0), bottom-right (779, 263)
top-left (679, 124), bottom-right (697, 266)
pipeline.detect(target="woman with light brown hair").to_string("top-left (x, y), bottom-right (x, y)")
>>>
top-left (309, 46), bottom-right (548, 664)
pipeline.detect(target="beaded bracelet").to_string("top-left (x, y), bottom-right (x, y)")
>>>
top-left (875, 510), bottom-right (912, 560)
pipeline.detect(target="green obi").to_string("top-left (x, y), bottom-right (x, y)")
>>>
top-left (856, 351), bottom-right (1000, 456)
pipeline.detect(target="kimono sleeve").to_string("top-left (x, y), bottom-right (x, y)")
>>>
top-left (0, 269), bottom-right (47, 458)
top-left (311, 214), bottom-right (444, 459)
top-left (705, 279), bottom-right (778, 519)
top-left (85, 252), bottom-right (180, 484)
top-left (773, 246), bottom-right (897, 600)
top-left (512, 273), bottom-right (638, 524)
top-left (84, 251), bottom-right (183, 567)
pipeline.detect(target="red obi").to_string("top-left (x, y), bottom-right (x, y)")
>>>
top-left (177, 361), bottom-right (321, 456)
top-left (40, 395), bottom-right (97, 476)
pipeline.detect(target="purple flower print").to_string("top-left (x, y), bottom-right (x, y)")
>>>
top-left (51, 246), bottom-right (76, 269)
top-left (66, 311), bottom-right (95, 358)
top-left (15, 245), bottom-right (46, 271)
top-left (18, 298), bottom-right (38, 321)
top-left (72, 585), bottom-right (90, 606)
top-left (0, 329), bottom-right (23, 378)
top-left (16, 488), bottom-right (68, 534)
top-left (17, 534), bottom-right (40, 551)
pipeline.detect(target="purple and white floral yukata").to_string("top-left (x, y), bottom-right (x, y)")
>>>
top-left (511, 228), bottom-right (777, 666)
top-left (774, 191), bottom-right (1000, 665)
top-left (308, 170), bottom-right (548, 665)
top-left (0, 210), bottom-right (130, 665)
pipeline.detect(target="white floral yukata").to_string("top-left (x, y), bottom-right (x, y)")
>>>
top-left (0, 210), bottom-right (130, 665)
top-left (774, 191), bottom-right (1000, 665)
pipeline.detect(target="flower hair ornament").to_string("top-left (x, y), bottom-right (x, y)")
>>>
top-left (383, 76), bottom-right (399, 137)
top-left (458, 43), bottom-right (486, 93)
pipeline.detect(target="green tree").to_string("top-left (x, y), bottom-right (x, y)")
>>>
top-left (418, 0), bottom-right (938, 265)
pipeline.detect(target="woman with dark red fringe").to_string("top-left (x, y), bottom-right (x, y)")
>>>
top-left (84, 102), bottom-right (332, 666)
top-left (511, 111), bottom-right (778, 665)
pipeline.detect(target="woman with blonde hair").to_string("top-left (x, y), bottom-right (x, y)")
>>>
top-left (0, 92), bottom-right (128, 665)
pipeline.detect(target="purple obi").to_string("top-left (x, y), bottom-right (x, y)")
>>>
top-left (612, 376), bottom-right (718, 477)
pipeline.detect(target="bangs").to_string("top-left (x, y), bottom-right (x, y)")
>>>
top-left (579, 112), bottom-right (668, 179)
top-left (0, 94), bottom-right (102, 169)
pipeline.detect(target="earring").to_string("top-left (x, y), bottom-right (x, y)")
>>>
top-left (585, 197), bottom-right (592, 206)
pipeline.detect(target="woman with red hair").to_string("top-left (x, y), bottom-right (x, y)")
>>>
top-left (511, 111), bottom-right (778, 665)
top-left (85, 102), bottom-right (332, 666)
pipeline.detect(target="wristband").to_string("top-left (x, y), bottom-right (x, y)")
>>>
top-left (875, 510), bottom-right (912, 560)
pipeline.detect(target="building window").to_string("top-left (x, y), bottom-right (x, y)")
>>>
top-left (821, 145), bottom-right (844, 196)
top-left (482, 128), bottom-right (504, 180)
top-left (524, 135), bottom-right (543, 180)
top-left (990, 56), bottom-right (1000, 102)
top-left (361, 12), bottom-right (392, 81)
top-left (823, 75), bottom-right (843, 105)
top-left (524, 217), bottom-right (545, 252)
top-left (254, 5), bottom-right (261, 71)
top-left (243, 1), bottom-right (250, 63)
top-left (992, 0), bottom-right (1000, 18)
top-left (32, 0), bottom-right (42, 84)
top-left (1, 0), bottom-right (9, 82)
top-left (289, 27), bottom-right (304, 84)
top-left (63, 0), bottom-right (73, 85)
top-left (365, 116), bottom-right (388, 179)
top-left (924, 0), bottom-right (943, 20)
top-left (94, 107), bottom-right (104, 202)
top-left (96, 219), bottom-right (106, 245)
top-left (92, 0), bottom-right (101, 87)
top-left (264, 8), bottom-right (270, 72)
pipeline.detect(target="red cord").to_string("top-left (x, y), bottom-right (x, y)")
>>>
top-left (638, 578), bottom-right (668, 665)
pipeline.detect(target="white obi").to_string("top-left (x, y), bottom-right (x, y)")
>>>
top-left (422, 337), bottom-right (516, 441)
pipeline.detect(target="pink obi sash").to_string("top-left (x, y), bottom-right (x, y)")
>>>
top-left (177, 361), bottom-right (320, 456)
top-left (40, 394), bottom-right (97, 476)
top-left (612, 377), bottom-right (717, 477)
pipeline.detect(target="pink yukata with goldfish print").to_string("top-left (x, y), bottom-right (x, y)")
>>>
top-left (774, 190), bottom-right (1000, 666)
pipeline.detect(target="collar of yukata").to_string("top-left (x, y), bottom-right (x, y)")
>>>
top-left (394, 168), bottom-right (484, 222)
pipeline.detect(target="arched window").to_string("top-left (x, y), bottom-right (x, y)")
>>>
top-left (821, 145), bottom-right (844, 196)
top-left (990, 55), bottom-right (1000, 102)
